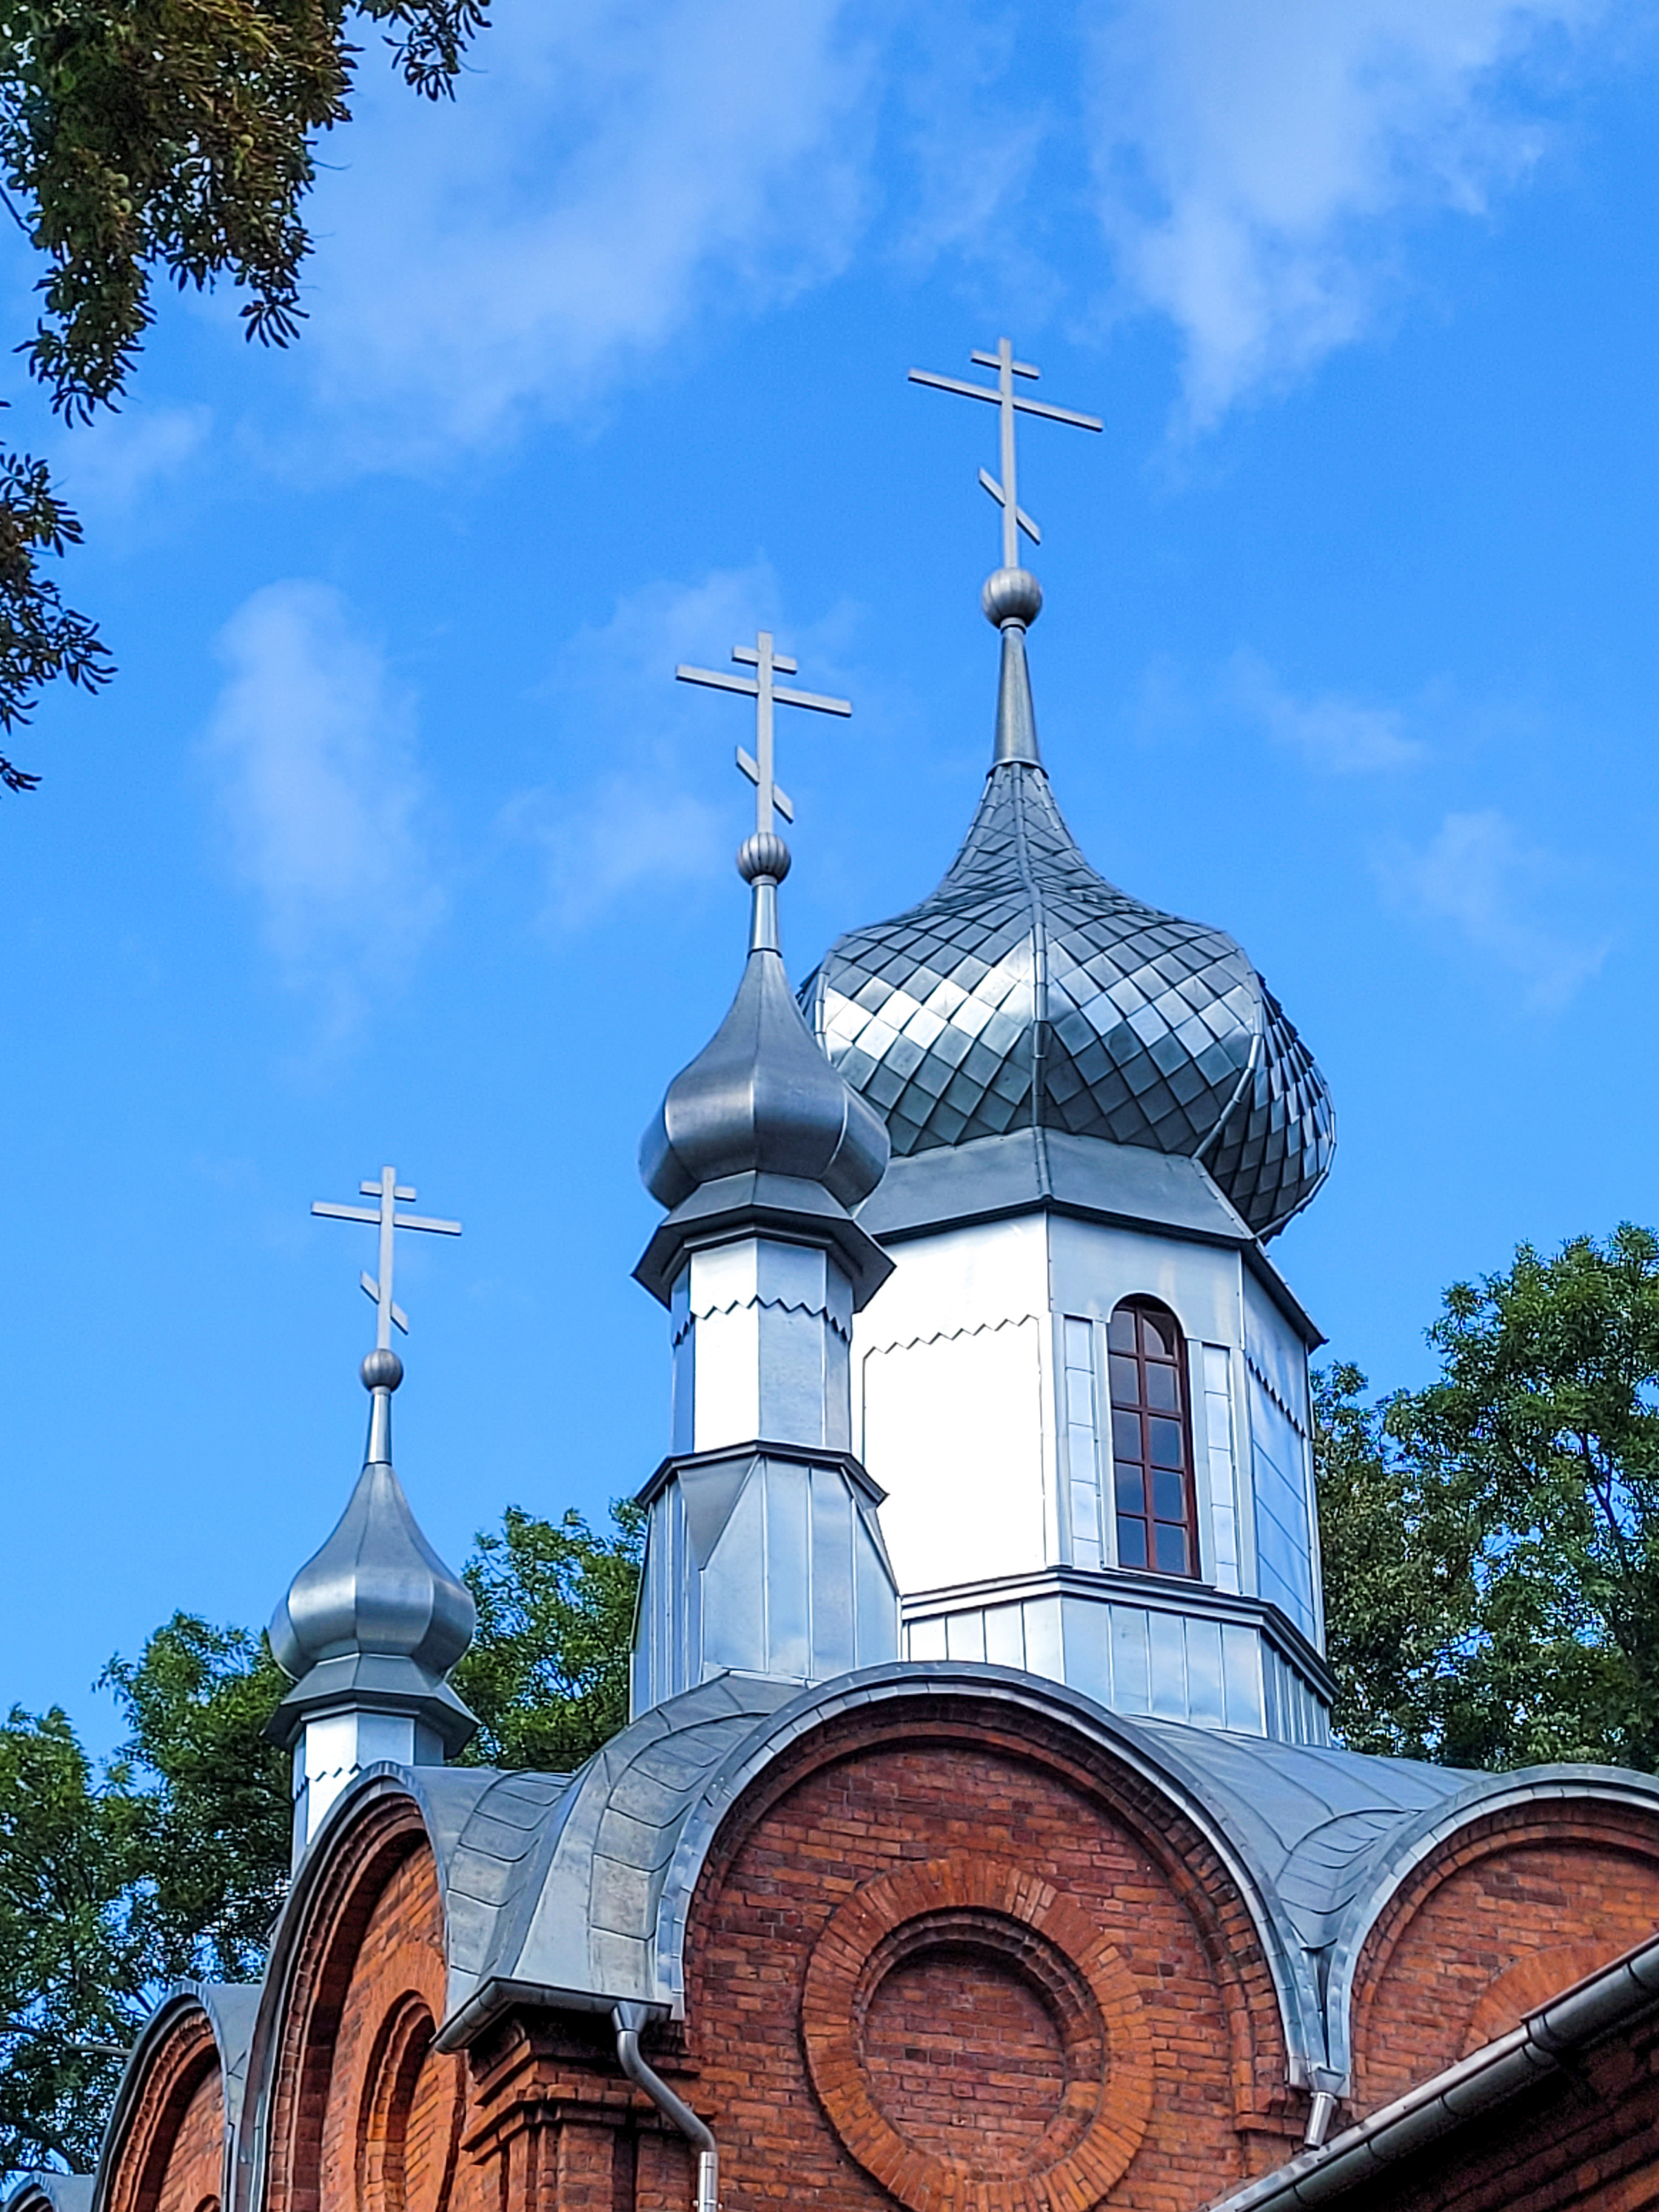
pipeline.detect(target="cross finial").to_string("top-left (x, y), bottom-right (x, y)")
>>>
top-left (675, 632), bottom-right (851, 954)
top-left (312, 1167), bottom-right (462, 1353)
top-left (676, 630), bottom-right (852, 840)
top-left (910, 337), bottom-right (1102, 573)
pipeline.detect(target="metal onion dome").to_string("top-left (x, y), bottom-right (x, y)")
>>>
top-left (800, 727), bottom-right (1334, 1242)
top-left (641, 900), bottom-right (890, 1217)
top-left (267, 1346), bottom-right (477, 1756)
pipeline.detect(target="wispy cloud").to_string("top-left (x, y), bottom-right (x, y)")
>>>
top-left (1380, 806), bottom-right (1609, 1008)
top-left (1229, 649), bottom-right (1425, 771)
top-left (51, 403), bottom-right (211, 521)
top-left (205, 582), bottom-right (441, 1021)
top-left (300, 1), bottom-right (875, 455)
top-left (508, 566), bottom-right (785, 927)
top-left (1085, 0), bottom-right (1608, 424)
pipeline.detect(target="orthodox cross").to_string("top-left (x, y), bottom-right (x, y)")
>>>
top-left (910, 336), bottom-right (1102, 571)
top-left (311, 1166), bottom-right (462, 1349)
top-left (676, 631), bottom-right (851, 836)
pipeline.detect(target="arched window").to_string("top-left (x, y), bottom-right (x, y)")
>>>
top-left (1107, 1298), bottom-right (1199, 1577)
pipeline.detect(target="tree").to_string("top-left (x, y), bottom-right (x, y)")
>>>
top-left (0, 0), bottom-right (489, 791)
top-left (1316, 1225), bottom-right (1659, 1772)
top-left (100, 1615), bottom-right (291, 1980)
top-left (453, 1503), bottom-right (644, 1771)
top-left (0, 1707), bottom-right (150, 2179)
top-left (0, 1501), bottom-right (643, 2184)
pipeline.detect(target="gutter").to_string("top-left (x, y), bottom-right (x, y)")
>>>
top-left (613, 2004), bottom-right (718, 2212)
top-left (1208, 1930), bottom-right (1659, 2212)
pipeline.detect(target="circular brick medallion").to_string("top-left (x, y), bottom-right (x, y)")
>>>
top-left (802, 1856), bottom-right (1154, 2212)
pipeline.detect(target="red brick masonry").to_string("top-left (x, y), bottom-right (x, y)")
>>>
top-left (105, 1702), bottom-right (1659, 2212)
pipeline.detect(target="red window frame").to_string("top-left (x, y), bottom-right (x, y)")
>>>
top-left (1107, 1297), bottom-right (1200, 1578)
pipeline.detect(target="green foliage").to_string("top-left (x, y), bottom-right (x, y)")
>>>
top-left (0, 1501), bottom-right (643, 2179)
top-left (0, 0), bottom-right (488, 784)
top-left (455, 1503), bottom-right (645, 1772)
top-left (101, 1615), bottom-right (290, 1979)
top-left (0, 1707), bottom-right (150, 2178)
top-left (0, 1619), bottom-right (288, 2184)
top-left (1316, 1225), bottom-right (1659, 1772)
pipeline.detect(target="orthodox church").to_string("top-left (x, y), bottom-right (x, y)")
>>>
top-left (19, 345), bottom-right (1659, 2212)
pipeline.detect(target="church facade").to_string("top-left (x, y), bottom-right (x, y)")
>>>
top-left (25, 347), bottom-right (1659, 2212)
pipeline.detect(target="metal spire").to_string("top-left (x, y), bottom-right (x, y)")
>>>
top-left (909, 336), bottom-right (1102, 573)
top-left (675, 630), bottom-right (851, 952)
top-left (311, 1166), bottom-right (461, 1462)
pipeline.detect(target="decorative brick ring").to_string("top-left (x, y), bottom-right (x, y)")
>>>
top-left (802, 1856), bottom-right (1154, 2212)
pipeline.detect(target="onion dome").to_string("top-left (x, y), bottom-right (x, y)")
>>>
top-left (636, 832), bottom-right (893, 1306)
top-left (267, 1347), bottom-right (476, 1755)
top-left (643, 846), bottom-right (889, 1214)
top-left (800, 577), bottom-right (1334, 1241)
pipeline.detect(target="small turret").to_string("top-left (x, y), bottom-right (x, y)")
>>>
top-left (268, 1170), bottom-right (476, 1859)
top-left (630, 635), bottom-right (900, 1714)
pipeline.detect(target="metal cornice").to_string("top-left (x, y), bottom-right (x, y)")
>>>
top-left (634, 1438), bottom-right (888, 1512)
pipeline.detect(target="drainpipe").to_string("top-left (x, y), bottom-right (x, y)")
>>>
top-left (1302, 2090), bottom-right (1339, 2151)
top-left (613, 2002), bottom-right (718, 2212)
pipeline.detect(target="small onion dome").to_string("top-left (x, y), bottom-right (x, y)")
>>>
top-left (801, 763), bottom-right (1334, 1241)
top-left (641, 939), bottom-right (890, 1214)
top-left (267, 1353), bottom-right (476, 1755)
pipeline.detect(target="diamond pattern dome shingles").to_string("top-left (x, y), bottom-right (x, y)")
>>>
top-left (802, 763), bottom-right (1334, 1239)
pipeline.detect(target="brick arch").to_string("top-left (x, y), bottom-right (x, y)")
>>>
top-left (1350, 1801), bottom-right (1659, 2117)
top-left (682, 1694), bottom-right (1300, 2210)
top-left (261, 1793), bottom-right (462, 2212)
top-left (101, 2005), bottom-right (225, 2212)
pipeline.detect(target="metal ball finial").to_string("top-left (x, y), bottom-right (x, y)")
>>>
top-left (361, 1347), bottom-right (404, 1392)
top-left (738, 831), bottom-right (791, 884)
top-left (982, 567), bottom-right (1043, 629)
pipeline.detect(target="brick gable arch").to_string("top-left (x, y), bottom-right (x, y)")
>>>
top-left (241, 1783), bottom-right (468, 2212)
top-left (95, 2000), bottom-right (226, 2212)
top-left (1333, 1786), bottom-right (1659, 2120)
top-left (676, 1692), bottom-right (1307, 2205)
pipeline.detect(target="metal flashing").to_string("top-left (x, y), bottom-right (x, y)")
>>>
top-left (900, 1563), bottom-right (1338, 1699)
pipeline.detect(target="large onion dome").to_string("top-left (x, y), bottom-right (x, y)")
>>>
top-left (800, 587), bottom-right (1333, 1240)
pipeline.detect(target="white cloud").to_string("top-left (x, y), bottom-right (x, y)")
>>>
top-left (1381, 806), bottom-right (1609, 1007)
top-left (1086, 0), bottom-right (1608, 422)
top-left (1229, 649), bottom-right (1425, 771)
top-left (53, 404), bottom-right (211, 520)
top-left (300, 1), bottom-right (875, 453)
top-left (206, 582), bottom-right (441, 1015)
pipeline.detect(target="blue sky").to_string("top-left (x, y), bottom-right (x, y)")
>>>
top-left (5, 0), bottom-right (1657, 1747)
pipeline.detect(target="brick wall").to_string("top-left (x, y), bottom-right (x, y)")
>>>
top-left (264, 1795), bottom-right (487, 2212)
top-left (683, 1696), bottom-right (1297, 2212)
top-left (1350, 1809), bottom-right (1659, 2118)
top-left (105, 2008), bottom-right (223, 2212)
top-left (1334, 2003), bottom-right (1659, 2212)
top-left (120, 1730), bottom-right (1659, 2212)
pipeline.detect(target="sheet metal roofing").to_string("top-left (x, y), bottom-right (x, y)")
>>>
top-left (269, 1663), bottom-right (1659, 2097)
top-left (802, 760), bottom-right (1335, 1240)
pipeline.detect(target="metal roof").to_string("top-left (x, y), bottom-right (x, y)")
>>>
top-left (253, 1663), bottom-right (1659, 2098)
top-left (212, 1661), bottom-right (1659, 2177)
top-left (802, 754), bottom-right (1335, 1241)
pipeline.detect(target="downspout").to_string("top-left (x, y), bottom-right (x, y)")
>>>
top-left (613, 2003), bottom-right (718, 2212)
